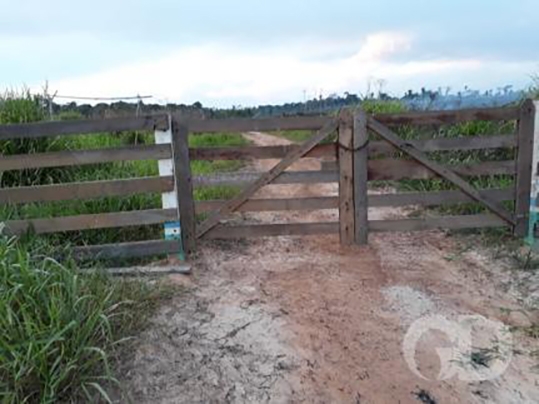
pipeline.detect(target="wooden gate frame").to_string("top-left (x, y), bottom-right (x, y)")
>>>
top-left (194, 117), bottom-right (340, 240)
top-left (177, 104), bottom-right (530, 257)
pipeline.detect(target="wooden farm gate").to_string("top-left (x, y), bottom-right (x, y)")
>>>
top-left (187, 102), bottom-right (534, 251)
top-left (0, 101), bottom-right (535, 261)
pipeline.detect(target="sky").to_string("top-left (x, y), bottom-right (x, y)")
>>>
top-left (1, 0), bottom-right (538, 107)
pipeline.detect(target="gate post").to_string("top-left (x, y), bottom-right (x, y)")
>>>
top-left (155, 115), bottom-right (185, 259)
top-left (515, 99), bottom-right (536, 240)
top-left (171, 117), bottom-right (197, 257)
top-left (338, 111), bottom-right (355, 245)
top-left (353, 110), bottom-right (369, 245)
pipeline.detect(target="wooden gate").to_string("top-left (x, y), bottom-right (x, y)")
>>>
top-left (343, 101), bottom-right (534, 245)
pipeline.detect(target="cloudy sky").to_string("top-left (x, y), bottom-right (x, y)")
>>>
top-left (1, 0), bottom-right (537, 107)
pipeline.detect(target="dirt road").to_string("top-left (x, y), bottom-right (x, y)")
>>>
top-left (119, 132), bottom-right (539, 403)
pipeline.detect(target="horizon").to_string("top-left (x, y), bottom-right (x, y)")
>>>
top-left (1, 0), bottom-right (538, 108)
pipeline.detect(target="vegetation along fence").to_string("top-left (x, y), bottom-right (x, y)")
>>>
top-left (0, 100), bottom-right (536, 260)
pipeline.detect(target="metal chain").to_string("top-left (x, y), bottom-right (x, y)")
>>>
top-left (337, 139), bottom-right (369, 152)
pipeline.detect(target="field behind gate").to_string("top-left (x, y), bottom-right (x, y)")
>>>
top-left (0, 101), bottom-right (534, 259)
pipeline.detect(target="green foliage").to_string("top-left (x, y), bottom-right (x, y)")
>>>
top-left (57, 110), bottom-right (84, 121)
top-left (189, 132), bottom-right (248, 200)
top-left (0, 89), bottom-right (44, 124)
top-left (271, 130), bottom-right (313, 143)
top-left (361, 99), bottom-right (407, 114)
top-left (189, 132), bottom-right (248, 148)
top-left (0, 235), bottom-right (171, 403)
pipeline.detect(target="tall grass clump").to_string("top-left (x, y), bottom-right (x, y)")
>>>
top-left (0, 234), bottom-right (170, 403)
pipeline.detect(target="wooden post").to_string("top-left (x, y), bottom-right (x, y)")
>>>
top-left (515, 99), bottom-right (536, 238)
top-left (353, 110), bottom-right (369, 245)
top-left (339, 112), bottom-right (355, 245)
top-left (171, 117), bottom-right (196, 257)
top-left (155, 116), bottom-right (184, 258)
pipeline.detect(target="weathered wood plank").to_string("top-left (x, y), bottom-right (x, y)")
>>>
top-left (367, 117), bottom-right (515, 225)
top-left (353, 111), bottom-right (369, 244)
top-left (193, 170), bottom-right (339, 187)
top-left (369, 214), bottom-right (508, 232)
top-left (204, 222), bottom-right (340, 239)
top-left (188, 134), bottom-right (514, 162)
top-left (370, 188), bottom-right (515, 207)
top-left (368, 159), bottom-right (515, 181)
top-left (4, 209), bottom-right (177, 235)
top-left (339, 114), bottom-right (355, 245)
top-left (196, 119), bottom-right (339, 238)
top-left (373, 106), bottom-right (519, 126)
top-left (0, 176), bottom-right (174, 204)
top-left (194, 159), bottom-right (514, 188)
top-left (179, 106), bottom-right (519, 133)
top-left (0, 144), bottom-right (172, 171)
top-left (0, 115), bottom-right (169, 140)
top-left (185, 116), bottom-right (330, 133)
top-left (195, 189), bottom-right (514, 213)
top-left (195, 197), bottom-right (339, 213)
top-left (90, 265), bottom-right (192, 276)
top-left (515, 100), bottom-right (536, 236)
top-left (369, 134), bottom-right (516, 156)
top-left (171, 119), bottom-right (197, 257)
top-left (72, 239), bottom-right (182, 260)
top-left (189, 143), bottom-right (336, 161)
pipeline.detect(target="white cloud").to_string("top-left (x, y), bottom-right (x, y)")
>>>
top-left (47, 31), bottom-right (490, 107)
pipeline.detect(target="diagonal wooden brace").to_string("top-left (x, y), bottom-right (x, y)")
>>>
top-left (196, 118), bottom-right (340, 238)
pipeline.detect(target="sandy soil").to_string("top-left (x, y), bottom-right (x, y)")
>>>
top-left (117, 132), bottom-right (539, 404)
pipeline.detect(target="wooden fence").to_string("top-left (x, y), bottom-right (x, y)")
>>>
top-left (0, 101), bottom-right (535, 260)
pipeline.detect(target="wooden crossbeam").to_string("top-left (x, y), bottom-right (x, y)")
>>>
top-left (196, 118), bottom-right (339, 239)
top-left (367, 117), bottom-right (515, 226)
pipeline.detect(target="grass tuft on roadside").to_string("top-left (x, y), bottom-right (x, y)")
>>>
top-left (0, 234), bottom-right (173, 403)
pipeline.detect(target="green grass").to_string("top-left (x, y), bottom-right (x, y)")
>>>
top-left (271, 130), bottom-right (314, 143)
top-left (0, 235), bottom-right (173, 403)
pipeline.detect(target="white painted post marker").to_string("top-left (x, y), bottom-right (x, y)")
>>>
top-left (155, 115), bottom-right (185, 260)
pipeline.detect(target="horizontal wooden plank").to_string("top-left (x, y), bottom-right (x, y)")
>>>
top-left (189, 134), bottom-right (514, 162)
top-left (0, 115), bottom-right (169, 140)
top-left (370, 188), bottom-right (515, 207)
top-left (95, 265), bottom-right (192, 276)
top-left (203, 222), bottom-right (340, 239)
top-left (0, 144), bottom-right (172, 171)
top-left (196, 197), bottom-right (339, 213)
top-left (269, 160), bottom-right (514, 183)
top-left (0, 176), bottom-right (174, 204)
top-left (194, 159), bottom-right (514, 188)
top-left (4, 208), bottom-right (177, 235)
top-left (181, 106), bottom-right (518, 133)
top-left (190, 143), bottom-right (336, 161)
top-left (185, 116), bottom-right (330, 133)
top-left (195, 189), bottom-right (515, 213)
top-left (72, 239), bottom-right (181, 260)
top-left (369, 134), bottom-right (516, 156)
top-left (373, 106), bottom-right (520, 126)
top-left (369, 214), bottom-right (508, 232)
top-left (368, 159), bottom-right (515, 181)
top-left (194, 170), bottom-right (339, 188)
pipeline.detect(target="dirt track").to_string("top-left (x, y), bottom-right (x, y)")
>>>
top-left (118, 132), bottom-right (539, 403)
